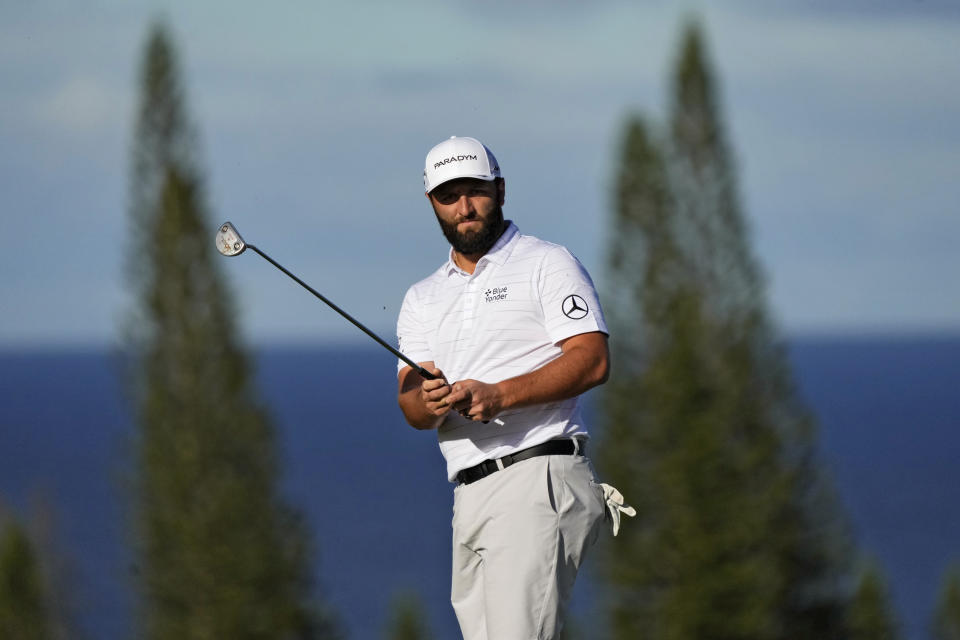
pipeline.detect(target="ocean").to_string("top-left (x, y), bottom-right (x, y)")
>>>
top-left (1, 336), bottom-right (958, 639)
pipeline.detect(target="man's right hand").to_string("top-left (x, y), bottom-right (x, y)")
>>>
top-left (420, 368), bottom-right (453, 417)
top-left (398, 363), bottom-right (451, 430)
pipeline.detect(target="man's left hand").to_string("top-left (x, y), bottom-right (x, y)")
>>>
top-left (446, 379), bottom-right (503, 422)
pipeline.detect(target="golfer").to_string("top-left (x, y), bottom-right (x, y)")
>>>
top-left (397, 136), bottom-right (633, 639)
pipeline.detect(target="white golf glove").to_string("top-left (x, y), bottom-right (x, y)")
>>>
top-left (599, 483), bottom-right (636, 536)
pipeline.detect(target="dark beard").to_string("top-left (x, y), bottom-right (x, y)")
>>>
top-left (435, 205), bottom-right (505, 256)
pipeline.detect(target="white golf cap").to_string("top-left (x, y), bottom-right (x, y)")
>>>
top-left (423, 136), bottom-right (501, 193)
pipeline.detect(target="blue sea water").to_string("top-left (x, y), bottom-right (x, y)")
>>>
top-left (0, 336), bottom-right (958, 639)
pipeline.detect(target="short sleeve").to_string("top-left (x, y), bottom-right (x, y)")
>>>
top-left (538, 246), bottom-right (608, 345)
top-left (396, 285), bottom-right (434, 375)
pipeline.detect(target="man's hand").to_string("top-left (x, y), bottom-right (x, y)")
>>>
top-left (398, 364), bottom-right (452, 430)
top-left (445, 379), bottom-right (504, 422)
top-left (420, 369), bottom-right (454, 418)
top-left (444, 332), bottom-right (609, 423)
top-left (398, 332), bottom-right (608, 430)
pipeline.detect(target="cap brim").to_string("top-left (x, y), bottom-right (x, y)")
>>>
top-left (426, 173), bottom-right (497, 194)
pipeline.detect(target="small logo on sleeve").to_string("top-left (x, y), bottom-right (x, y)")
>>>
top-left (562, 294), bottom-right (589, 319)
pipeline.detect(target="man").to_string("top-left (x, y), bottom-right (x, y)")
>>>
top-left (397, 136), bottom-right (633, 639)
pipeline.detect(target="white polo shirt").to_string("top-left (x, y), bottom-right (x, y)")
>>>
top-left (397, 222), bottom-right (608, 482)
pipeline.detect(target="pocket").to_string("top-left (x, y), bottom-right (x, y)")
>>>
top-left (451, 484), bottom-right (461, 527)
top-left (544, 456), bottom-right (560, 514)
top-left (588, 479), bottom-right (607, 516)
top-left (574, 457), bottom-right (607, 513)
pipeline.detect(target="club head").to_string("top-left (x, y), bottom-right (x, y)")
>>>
top-left (216, 221), bottom-right (246, 256)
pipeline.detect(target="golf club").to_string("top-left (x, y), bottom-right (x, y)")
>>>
top-left (215, 221), bottom-right (437, 381)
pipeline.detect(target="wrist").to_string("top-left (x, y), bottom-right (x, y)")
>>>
top-left (493, 379), bottom-right (515, 413)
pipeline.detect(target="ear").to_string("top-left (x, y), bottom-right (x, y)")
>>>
top-left (496, 178), bottom-right (506, 206)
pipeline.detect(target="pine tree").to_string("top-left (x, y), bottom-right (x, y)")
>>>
top-left (933, 562), bottom-right (960, 640)
top-left (125, 22), bottom-right (337, 639)
top-left (0, 519), bottom-right (50, 640)
top-left (597, 19), bottom-right (852, 640)
top-left (847, 560), bottom-right (900, 640)
top-left (385, 590), bottom-right (433, 640)
top-left (0, 501), bottom-right (79, 640)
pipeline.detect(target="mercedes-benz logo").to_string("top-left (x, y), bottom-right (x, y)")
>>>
top-left (562, 294), bottom-right (589, 320)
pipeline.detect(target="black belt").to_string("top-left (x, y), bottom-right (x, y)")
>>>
top-left (456, 438), bottom-right (584, 485)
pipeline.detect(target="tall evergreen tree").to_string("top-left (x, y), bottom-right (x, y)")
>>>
top-left (932, 562), bottom-right (960, 640)
top-left (0, 519), bottom-right (50, 640)
top-left (0, 502), bottom-right (79, 640)
top-left (385, 590), bottom-right (433, 640)
top-left (597, 19), bottom-right (852, 640)
top-left (847, 560), bottom-right (900, 640)
top-left (125, 23), bottom-right (337, 639)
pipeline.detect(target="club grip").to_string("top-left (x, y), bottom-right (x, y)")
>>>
top-left (417, 367), bottom-right (438, 381)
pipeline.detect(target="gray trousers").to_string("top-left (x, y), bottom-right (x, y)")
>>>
top-left (451, 451), bottom-right (607, 640)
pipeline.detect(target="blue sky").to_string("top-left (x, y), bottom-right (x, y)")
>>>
top-left (2, 1), bottom-right (958, 347)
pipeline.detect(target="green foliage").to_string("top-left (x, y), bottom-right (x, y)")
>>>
top-left (933, 562), bottom-right (960, 640)
top-left (558, 613), bottom-right (586, 640)
top-left (385, 590), bottom-right (433, 640)
top-left (597, 19), bottom-right (852, 640)
top-left (0, 520), bottom-right (50, 640)
top-left (126, 22), bottom-right (338, 640)
top-left (847, 560), bottom-right (900, 640)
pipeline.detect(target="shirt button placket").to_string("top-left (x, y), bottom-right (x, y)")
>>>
top-left (462, 278), bottom-right (476, 330)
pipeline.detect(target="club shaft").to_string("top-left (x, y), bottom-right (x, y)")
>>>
top-left (247, 244), bottom-right (437, 380)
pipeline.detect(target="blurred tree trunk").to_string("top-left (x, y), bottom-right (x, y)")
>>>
top-left (125, 22), bottom-right (339, 640)
top-left (597, 19), bottom-right (853, 640)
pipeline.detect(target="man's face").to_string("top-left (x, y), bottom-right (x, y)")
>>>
top-left (428, 178), bottom-right (506, 256)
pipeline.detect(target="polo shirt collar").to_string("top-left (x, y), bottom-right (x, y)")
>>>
top-left (444, 221), bottom-right (519, 276)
